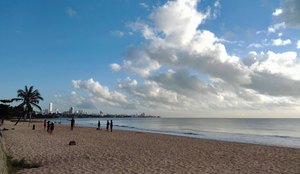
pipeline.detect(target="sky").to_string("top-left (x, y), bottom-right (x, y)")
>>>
top-left (1, 0), bottom-right (300, 117)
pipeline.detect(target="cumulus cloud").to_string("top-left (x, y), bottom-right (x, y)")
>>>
top-left (72, 78), bottom-right (135, 109)
top-left (150, 0), bottom-right (207, 45)
top-left (297, 40), bottom-right (300, 49)
top-left (245, 72), bottom-right (300, 97)
top-left (110, 63), bottom-right (121, 72)
top-left (268, 22), bottom-right (286, 33)
top-left (272, 8), bottom-right (282, 16)
top-left (64, 0), bottom-right (300, 116)
top-left (271, 38), bottom-right (291, 46)
top-left (250, 51), bottom-right (300, 80)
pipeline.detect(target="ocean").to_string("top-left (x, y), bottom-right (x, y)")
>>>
top-left (55, 118), bottom-right (300, 148)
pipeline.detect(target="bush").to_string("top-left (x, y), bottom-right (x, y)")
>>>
top-left (6, 156), bottom-right (40, 174)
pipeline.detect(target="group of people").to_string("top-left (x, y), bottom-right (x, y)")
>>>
top-left (43, 118), bottom-right (114, 133)
top-left (97, 120), bottom-right (113, 132)
top-left (44, 120), bottom-right (54, 134)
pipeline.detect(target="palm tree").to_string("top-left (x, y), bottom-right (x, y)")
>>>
top-left (15, 86), bottom-right (43, 125)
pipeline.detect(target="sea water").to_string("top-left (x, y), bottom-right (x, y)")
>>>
top-left (55, 118), bottom-right (300, 148)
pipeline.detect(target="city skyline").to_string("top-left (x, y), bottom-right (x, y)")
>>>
top-left (1, 0), bottom-right (300, 117)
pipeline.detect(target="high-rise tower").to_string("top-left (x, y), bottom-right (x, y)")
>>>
top-left (49, 102), bottom-right (53, 114)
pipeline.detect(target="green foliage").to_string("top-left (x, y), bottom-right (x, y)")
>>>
top-left (6, 156), bottom-right (40, 174)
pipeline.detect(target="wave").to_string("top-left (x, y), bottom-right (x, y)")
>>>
top-left (271, 135), bottom-right (291, 139)
top-left (183, 132), bottom-right (199, 136)
top-left (115, 125), bottom-right (137, 129)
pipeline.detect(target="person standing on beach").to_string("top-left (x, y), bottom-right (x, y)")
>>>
top-left (50, 122), bottom-right (54, 134)
top-left (106, 120), bottom-right (109, 131)
top-left (110, 120), bottom-right (113, 132)
top-left (97, 120), bottom-right (101, 130)
top-left (71, 117), bottom-right (75, 131)
top-left (44, 120), bottom-right (46, 130)
top-left (47, 120), bottom-right (50, 133)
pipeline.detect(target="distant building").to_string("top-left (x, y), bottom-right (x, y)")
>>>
top-left (44, 109), bottom-right (49, 115)
top-left (55, 108), bottom-right (59, 114)
top-left (49, 102), bottom-right (53, 114)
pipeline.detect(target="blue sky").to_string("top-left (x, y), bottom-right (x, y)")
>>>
top-left (1, 0), bottom-right (300, 117)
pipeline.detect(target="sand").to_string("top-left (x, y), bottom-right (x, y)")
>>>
top-left (2, 121), bottom-right (300, 174)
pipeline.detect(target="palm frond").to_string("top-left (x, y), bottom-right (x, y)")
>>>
top-left (31, 103), bottom-right (42, 111)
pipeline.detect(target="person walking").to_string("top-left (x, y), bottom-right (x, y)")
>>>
top-left (50, 122), bottom-right (54, 134)
top-left (47, 120), bottom-right (50, 133)
top-left (97, 120), bottom-right (101, 130)
top-left (110, 120), bottom-right (113, 132)
top-left (43, 120), bottom-right (46, 130)
top-left (71, 117), bottom-right (75, 131)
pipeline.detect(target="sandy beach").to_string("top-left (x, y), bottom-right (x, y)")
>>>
top-left (2, 121), bottom-right (300, 174)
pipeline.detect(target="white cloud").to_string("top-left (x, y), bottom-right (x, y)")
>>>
top-left (248, 43), bottom-right (263, 48)
top-left (66, 7), bottom-right (78, 18)
top-left (271, 38), bottom-right (291, 46)
top-left (110, 63), bottom-right (121, 72)
top-left (272, 8), bottom-right (283, 16)
top-left (140, 2), bottom-right (149, 9)
top-left (72, 78), bottom-right (134, 109)
top-left (297, 40), bottom-right (300, 49)
top-left (150, 0), bottom-right (207, 45)
top-left (268, 22), bottom-right (286, 33)
top-left (250, 51), bottom-right (300, 80)
top-left (64, 0), bottom-right (300, 117)
top-left (206, 0), bottom-right (221, 19)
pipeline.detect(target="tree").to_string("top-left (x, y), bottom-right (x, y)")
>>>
top-left (0, 98), bottom-right (22, 124)
top-left (15, 86), bottom-right (43, 125)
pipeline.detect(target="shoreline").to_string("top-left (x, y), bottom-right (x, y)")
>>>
top-left (55, 118), bottom-right (300, 149)
top-left (2, 121), bottom-right (300, 173)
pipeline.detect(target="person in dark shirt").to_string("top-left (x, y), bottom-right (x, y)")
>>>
top-left (106, 120), bottom-right (109, 131)
top-left (50, 122), bottom-right (54, 134)
top-left (97, 120), bottom-right (101, 130)
top-left (110, 120), bottom-right (113, 132)
top-left (71, 117), bottom-right (75, 131)
top-left (47, 121), bottom-right (50, 133)
top-left (44, 120), bottom-right (46, 130)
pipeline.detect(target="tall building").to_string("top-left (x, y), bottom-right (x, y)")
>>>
top-left (49, 102), bottom-right (53, 114)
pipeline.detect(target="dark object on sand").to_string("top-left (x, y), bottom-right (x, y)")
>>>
top-left (69, 141), bottom-right (76, 145)
top-left (32, 124), bottom-right (35, 130)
